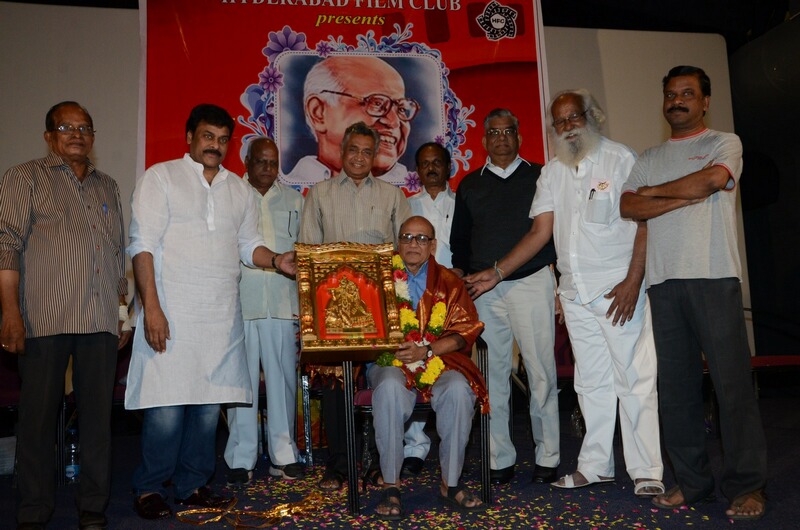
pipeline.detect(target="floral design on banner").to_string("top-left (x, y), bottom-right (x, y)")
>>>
top-left (237, 24), bottom-right (475, 194)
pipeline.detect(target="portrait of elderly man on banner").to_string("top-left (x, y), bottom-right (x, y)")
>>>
top-left (274, 53), bottom-right (445, 190)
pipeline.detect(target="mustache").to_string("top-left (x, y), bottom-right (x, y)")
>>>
top-left (667, 106), bottom-right (689, 114)
top-left (203, 148), bottom-right (222, 157)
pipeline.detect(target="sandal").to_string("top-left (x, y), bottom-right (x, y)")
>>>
top-left (318, 470), bottom-right (345, 492)
top-left (652, 485), bottom-right (715, 509)
top-left (634, 478), bottom-right (665, 497)
top-left (551, 470), bottom-right (614, 489)
top-left (375, 486), bottom-right (403, 521)
top-left (439, 484), bottom-right (487, 513)
top-left (726, 489), bottom-right (766, 520)
top-left (362, 467), bottom-right (384, 491)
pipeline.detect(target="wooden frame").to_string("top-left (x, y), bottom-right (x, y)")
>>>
top-left (296, 242), bottom-right (404, 363)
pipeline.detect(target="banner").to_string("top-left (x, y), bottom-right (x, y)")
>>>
top-left (142, 0), bottom-right (547, 193)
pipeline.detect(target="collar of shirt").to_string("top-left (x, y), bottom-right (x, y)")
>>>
top-left (46, 152), bottom-right (96, 182)
top-left (481, 155), bottom-right (528, 179)
top-left (406, 259), bottom-right (429, 310)
top-left (244, 173), bottom-right (283, 200)
top-left (335, 171), bottom-right (376, 189)
top-left (183, 153), bottom-right (228, 188)
top-left (417, 184), bottom-right (454, 203)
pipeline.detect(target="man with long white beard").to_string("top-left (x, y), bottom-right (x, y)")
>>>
top-left (466, 89), bottom-right (664, 496)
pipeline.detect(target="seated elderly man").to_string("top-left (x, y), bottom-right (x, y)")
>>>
top-left (367, 215), bottom-right (487, 520)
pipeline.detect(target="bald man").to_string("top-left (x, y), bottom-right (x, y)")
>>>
top-left (286, 55), bottom-right (420, 186)
top-left (224, 137), bottom-right (305, 486)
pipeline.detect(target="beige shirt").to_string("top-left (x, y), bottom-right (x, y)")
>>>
top-left (240, 178), bottom-right (303, 320)
top-left (299, 172), bottom-right (411, 245)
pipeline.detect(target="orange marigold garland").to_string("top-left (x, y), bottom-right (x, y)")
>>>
top-left (376, 254), bottom-right (448, 391)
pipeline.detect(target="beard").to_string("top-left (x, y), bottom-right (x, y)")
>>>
top-left (552, 125), bottom-right (601, 168)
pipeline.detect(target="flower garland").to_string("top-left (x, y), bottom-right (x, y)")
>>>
top-left (376, 254), bottom-right (448, 390)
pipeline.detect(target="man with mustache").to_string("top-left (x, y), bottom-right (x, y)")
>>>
top-left (620, 66), bottom-right (767, 520)
top-left (286, 55), bottom-right (418, 187)
top-left (466, 90), bottom-right (664, 496)
top-left (400, 142), bottom-right (456, 478)
top-left (1, 101), bottom-right (129, 530)
top-left (450, 108), bottom-right (559, 486)
top-left (126, 104), bottom-right (296, 520)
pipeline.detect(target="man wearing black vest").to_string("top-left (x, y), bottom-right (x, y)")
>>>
top-left (450, 108), bottom-right (559, 485)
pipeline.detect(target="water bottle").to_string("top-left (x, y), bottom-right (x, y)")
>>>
top-left (65, 428), bottom-right (80, 483)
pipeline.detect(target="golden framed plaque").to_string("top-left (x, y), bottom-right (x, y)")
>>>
top-left (295, 242), bottom-right (404, 363)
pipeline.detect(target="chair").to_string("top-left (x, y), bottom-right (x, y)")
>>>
top-left (295, 242), bottom-right (405, 515)
top-left (353, 336), bottom-right (492, 504)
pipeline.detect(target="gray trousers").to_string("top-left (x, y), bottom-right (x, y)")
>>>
top-left (368, 365), bottom-right (476, 486)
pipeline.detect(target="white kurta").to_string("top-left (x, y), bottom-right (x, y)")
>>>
top-left (125, 154), bottom-right (264, 409)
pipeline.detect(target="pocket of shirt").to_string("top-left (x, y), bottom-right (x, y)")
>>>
top-left (586, 191), bottom-right (612, 225)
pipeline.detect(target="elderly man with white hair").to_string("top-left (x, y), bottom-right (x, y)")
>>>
top-left (466, 89), bottom-right (664, 496)
top-left (286, 55), bottom-right (418, 186)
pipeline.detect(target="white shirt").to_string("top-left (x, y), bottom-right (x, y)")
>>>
top-left (530, 137), bottom-right (637, 303)
top-left (125, 154), bottom-right (265, 409)
top-left (283, 155), bottom-right (332, 187)
top-left (239, 177), bottom-right (304, 321)
top-left (408, 185), bottom-right (455, 268)
top-left (482, 155), bottom-right (525, 179)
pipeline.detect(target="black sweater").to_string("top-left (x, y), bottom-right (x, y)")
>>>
top-left (450, 160), bottom-right (556, 280)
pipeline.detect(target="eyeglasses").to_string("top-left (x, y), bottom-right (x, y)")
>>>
top-left (53, 124), bottom-right (95, 136)
top-left (321, 90), bottom-right (420, 122)
top-left (398, 233), bottom-right (434, 245)
top-left (553, 111), bottom-right (587, 129)
top-left (486, 128), bottom-right (517, 137)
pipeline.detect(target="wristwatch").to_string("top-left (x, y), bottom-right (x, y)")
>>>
top-left (426, 348), bottom-right (434, 359)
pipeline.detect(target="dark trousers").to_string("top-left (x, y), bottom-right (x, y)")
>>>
top-left (648, 278), bottom-right (767, 502)
top-left (321, 384), bottom-right (349, 475)
top-left (16, 333), bottom-right (118, 524)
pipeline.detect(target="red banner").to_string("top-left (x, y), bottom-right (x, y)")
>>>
top-left (143, 0), bottom-right (546, 193)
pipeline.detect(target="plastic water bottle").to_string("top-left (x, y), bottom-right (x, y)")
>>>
top-left (65, 428), bottom-right (80, 483)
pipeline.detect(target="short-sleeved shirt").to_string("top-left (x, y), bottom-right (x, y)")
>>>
top-left (622, 129), bottom-right (743, 288)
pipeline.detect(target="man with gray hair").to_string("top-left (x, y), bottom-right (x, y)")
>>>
top-left (467, 91), bottom-right (664, 496)
top-left (450, 108), bottom-right (559, 485)
top-left (299, 121), bottom-right (411, 490)
top-left (286, 56), bottom-right (418, 186)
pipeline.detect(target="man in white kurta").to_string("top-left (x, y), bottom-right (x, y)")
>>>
top-left (466, 91), bottom-right (663, 496)
top-left (126, 105), bottom-right (295, 521)
top-left (224, 138), bottom-right (305, 485)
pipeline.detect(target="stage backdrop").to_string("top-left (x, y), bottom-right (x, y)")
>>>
top-left (141, 0), bottom-right (547, 194)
